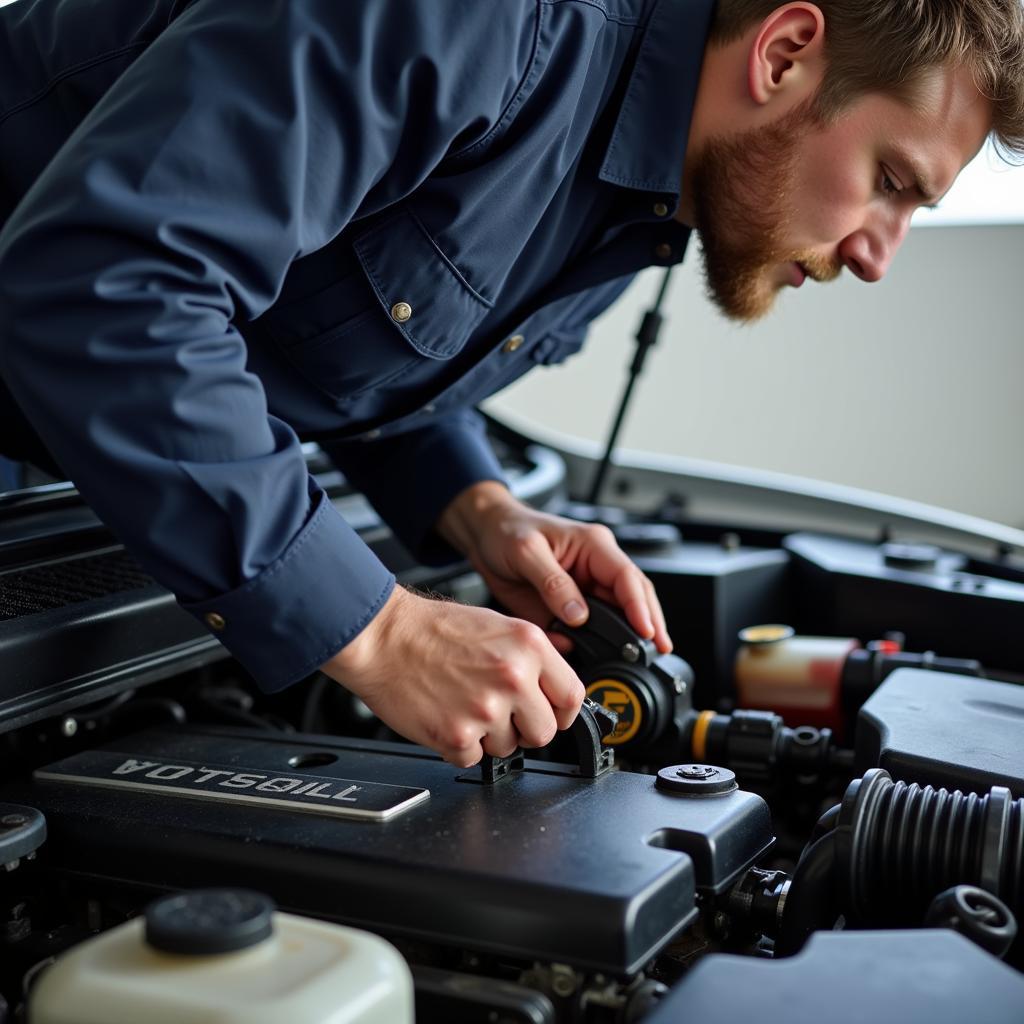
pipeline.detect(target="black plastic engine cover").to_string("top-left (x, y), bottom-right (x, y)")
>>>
top-left (856, 669), bottom-right (1024, 797)
top-left (647, 930), bottom-right (1024, 1024)
top-left (785, 532), bottom-right (1024, 672)
top-left (5, 725), bottom-right (773, 975)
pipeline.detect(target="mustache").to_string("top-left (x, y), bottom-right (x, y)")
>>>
top-left (794, 252), bottom-right (844, 283)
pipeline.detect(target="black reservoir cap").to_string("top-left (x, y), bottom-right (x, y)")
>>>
top-left (656, 764), bottom-right (738, 796)
top-left (145, 889), bottom-right (275, 955)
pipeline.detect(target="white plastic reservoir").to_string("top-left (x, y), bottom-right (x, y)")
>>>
top-left (29, 889), bottom-right (414, 1024)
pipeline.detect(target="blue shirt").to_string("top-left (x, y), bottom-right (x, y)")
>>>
top-left (0, 0), bottom-right (709, 691)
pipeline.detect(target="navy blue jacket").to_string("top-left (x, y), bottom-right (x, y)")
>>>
top-left (0, 0), bottom-right (708, 690)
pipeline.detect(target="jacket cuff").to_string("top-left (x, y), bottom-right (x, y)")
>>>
top-left (182, 486), bottom-right (395, 693)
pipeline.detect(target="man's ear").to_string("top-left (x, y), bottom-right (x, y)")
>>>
top-left (747, 3), bottom-right (826, 107)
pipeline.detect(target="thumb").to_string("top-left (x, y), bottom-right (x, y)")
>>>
top-left (512, 532), bottom-right (589, 629)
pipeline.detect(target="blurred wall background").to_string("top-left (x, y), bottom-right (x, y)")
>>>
top-left (486, 223), bottom-right (1024, 528)
top-left (3, 0), bottom-right (1020, 526)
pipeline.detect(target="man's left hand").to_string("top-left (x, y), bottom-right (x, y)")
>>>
top-left (437, 481), bottom-right (672, 654)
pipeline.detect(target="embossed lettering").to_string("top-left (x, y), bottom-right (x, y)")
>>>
top-left (331, 785), bottom-right (362, 802)
top-left (219, 773), bottom-right (267, 789)
top-left (145, 765), bottom-right (193, 781)
top-left (255, 777), bottom-right (303, 793)
top-left (112, 759), bottom-right (158, 775)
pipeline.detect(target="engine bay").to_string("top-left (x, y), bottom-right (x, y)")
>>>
top-left (1, 432), bottom-right (1022, 1023)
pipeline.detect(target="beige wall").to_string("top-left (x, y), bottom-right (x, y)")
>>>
top-left (486, 225), bottom-right (1024, 527)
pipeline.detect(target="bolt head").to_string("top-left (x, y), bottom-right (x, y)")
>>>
top-left (678, 764), bottom-right (719, 780)
top-left (621, 643), bottom-right (641, 663)
top-left (61, 717), bottom-right (78, 738)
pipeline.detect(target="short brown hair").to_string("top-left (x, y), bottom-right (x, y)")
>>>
top-left (709, 1), bottom-right (1024, 160)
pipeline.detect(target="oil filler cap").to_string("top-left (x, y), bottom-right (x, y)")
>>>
top-left (145, 889), bottom-right (275, 955)
top-left (656, 764), bottom-right (737, 796)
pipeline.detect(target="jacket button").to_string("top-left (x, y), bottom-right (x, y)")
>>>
top-left (205, 612), bottom-right (226, 632)
top-left (653, 201), bottom-right (670, 218)
top-left (391, 302), bottom-right (413, 323)
top-left (502, 334), bottom-right (525, 354)
top-left (654, 242), bottom-right (674, 261)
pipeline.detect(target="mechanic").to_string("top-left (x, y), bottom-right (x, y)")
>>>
top-left (0, 1), bottom-right (1019, 767)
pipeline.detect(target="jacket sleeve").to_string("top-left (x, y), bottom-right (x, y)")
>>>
top-left (0, 0), bottom-right (536, 691)
top-left (322, 408), bottom-right (507, 568)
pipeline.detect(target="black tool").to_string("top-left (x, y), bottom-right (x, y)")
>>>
top-left (475, 697), bottom-right (618, 784)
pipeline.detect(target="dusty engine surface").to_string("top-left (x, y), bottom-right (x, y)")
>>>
top-left (1, 441), bottom-right (1023, 1023)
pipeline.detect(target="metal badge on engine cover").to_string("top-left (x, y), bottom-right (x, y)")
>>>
top-left (34, 751), bottom-right (429, 821)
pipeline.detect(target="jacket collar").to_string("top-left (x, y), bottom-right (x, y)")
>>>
top-left (599, 0), bottom-right (716, 197)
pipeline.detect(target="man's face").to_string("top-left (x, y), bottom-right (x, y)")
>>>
top-left (690, 65), bottom-right (993, 323)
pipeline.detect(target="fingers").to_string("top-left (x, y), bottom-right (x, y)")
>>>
top-left (506, 619), bottom-right (580, 742)
top-left (419, 708), bottom-right (485, 768)
top-left (443, 620), bottom-right (578, 763)
top-left (581, 526), bottom-right (672, 653)
top-left (533, 632), bottom-right (586, 732)
top-left (480, 705), bottom-right (521, 759)
top-left (504, 521), bottom-right (673, 654)
top-left (642, 573), bottom-right (672, 653)
top-left (325, 584), bottom-right (591, 770)
top-left (507, 530), bottom-right (589, 628)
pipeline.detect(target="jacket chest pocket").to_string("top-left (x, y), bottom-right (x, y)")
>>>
top-left (256, 207), bottom-right (493, 403)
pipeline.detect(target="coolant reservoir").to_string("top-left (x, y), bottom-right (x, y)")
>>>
top-left (29, 889), bottom-right (413, 1024)
top-left (735, 625), bottom-right (859, 731)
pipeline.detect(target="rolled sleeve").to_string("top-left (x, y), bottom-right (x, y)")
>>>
top-left (184, 484), bottom-right (395, 693)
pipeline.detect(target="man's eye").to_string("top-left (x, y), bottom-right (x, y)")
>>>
top-left (881, 167), bottom-right (902, 197)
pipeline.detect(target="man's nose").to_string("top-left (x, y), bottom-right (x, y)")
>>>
top-left (838, 213), bottom-right (911, 283)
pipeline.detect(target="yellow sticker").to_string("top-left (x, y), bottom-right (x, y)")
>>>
top-left (586, 679), bottom-right (642, 745)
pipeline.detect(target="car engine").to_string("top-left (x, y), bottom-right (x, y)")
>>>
top-left (1, 434), bottom-right (1022, 1023)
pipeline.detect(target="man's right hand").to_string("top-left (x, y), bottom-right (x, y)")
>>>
top-left (319, 587), bottom-right (586, 767)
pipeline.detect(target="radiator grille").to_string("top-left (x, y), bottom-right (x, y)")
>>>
top-left (0, 549), bottom-right (153, 621)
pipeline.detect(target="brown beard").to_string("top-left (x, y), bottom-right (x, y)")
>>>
top-left (690, 101), bottom-right (842, 322)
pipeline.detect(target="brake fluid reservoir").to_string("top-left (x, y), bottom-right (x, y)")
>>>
top-left (29, 890), bottom-right (413, 1024)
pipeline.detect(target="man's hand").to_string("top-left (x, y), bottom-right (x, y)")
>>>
top-left (437, 481), bottom-right (672, 654)
top-left (320, 586), bottom-right (585, 767)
